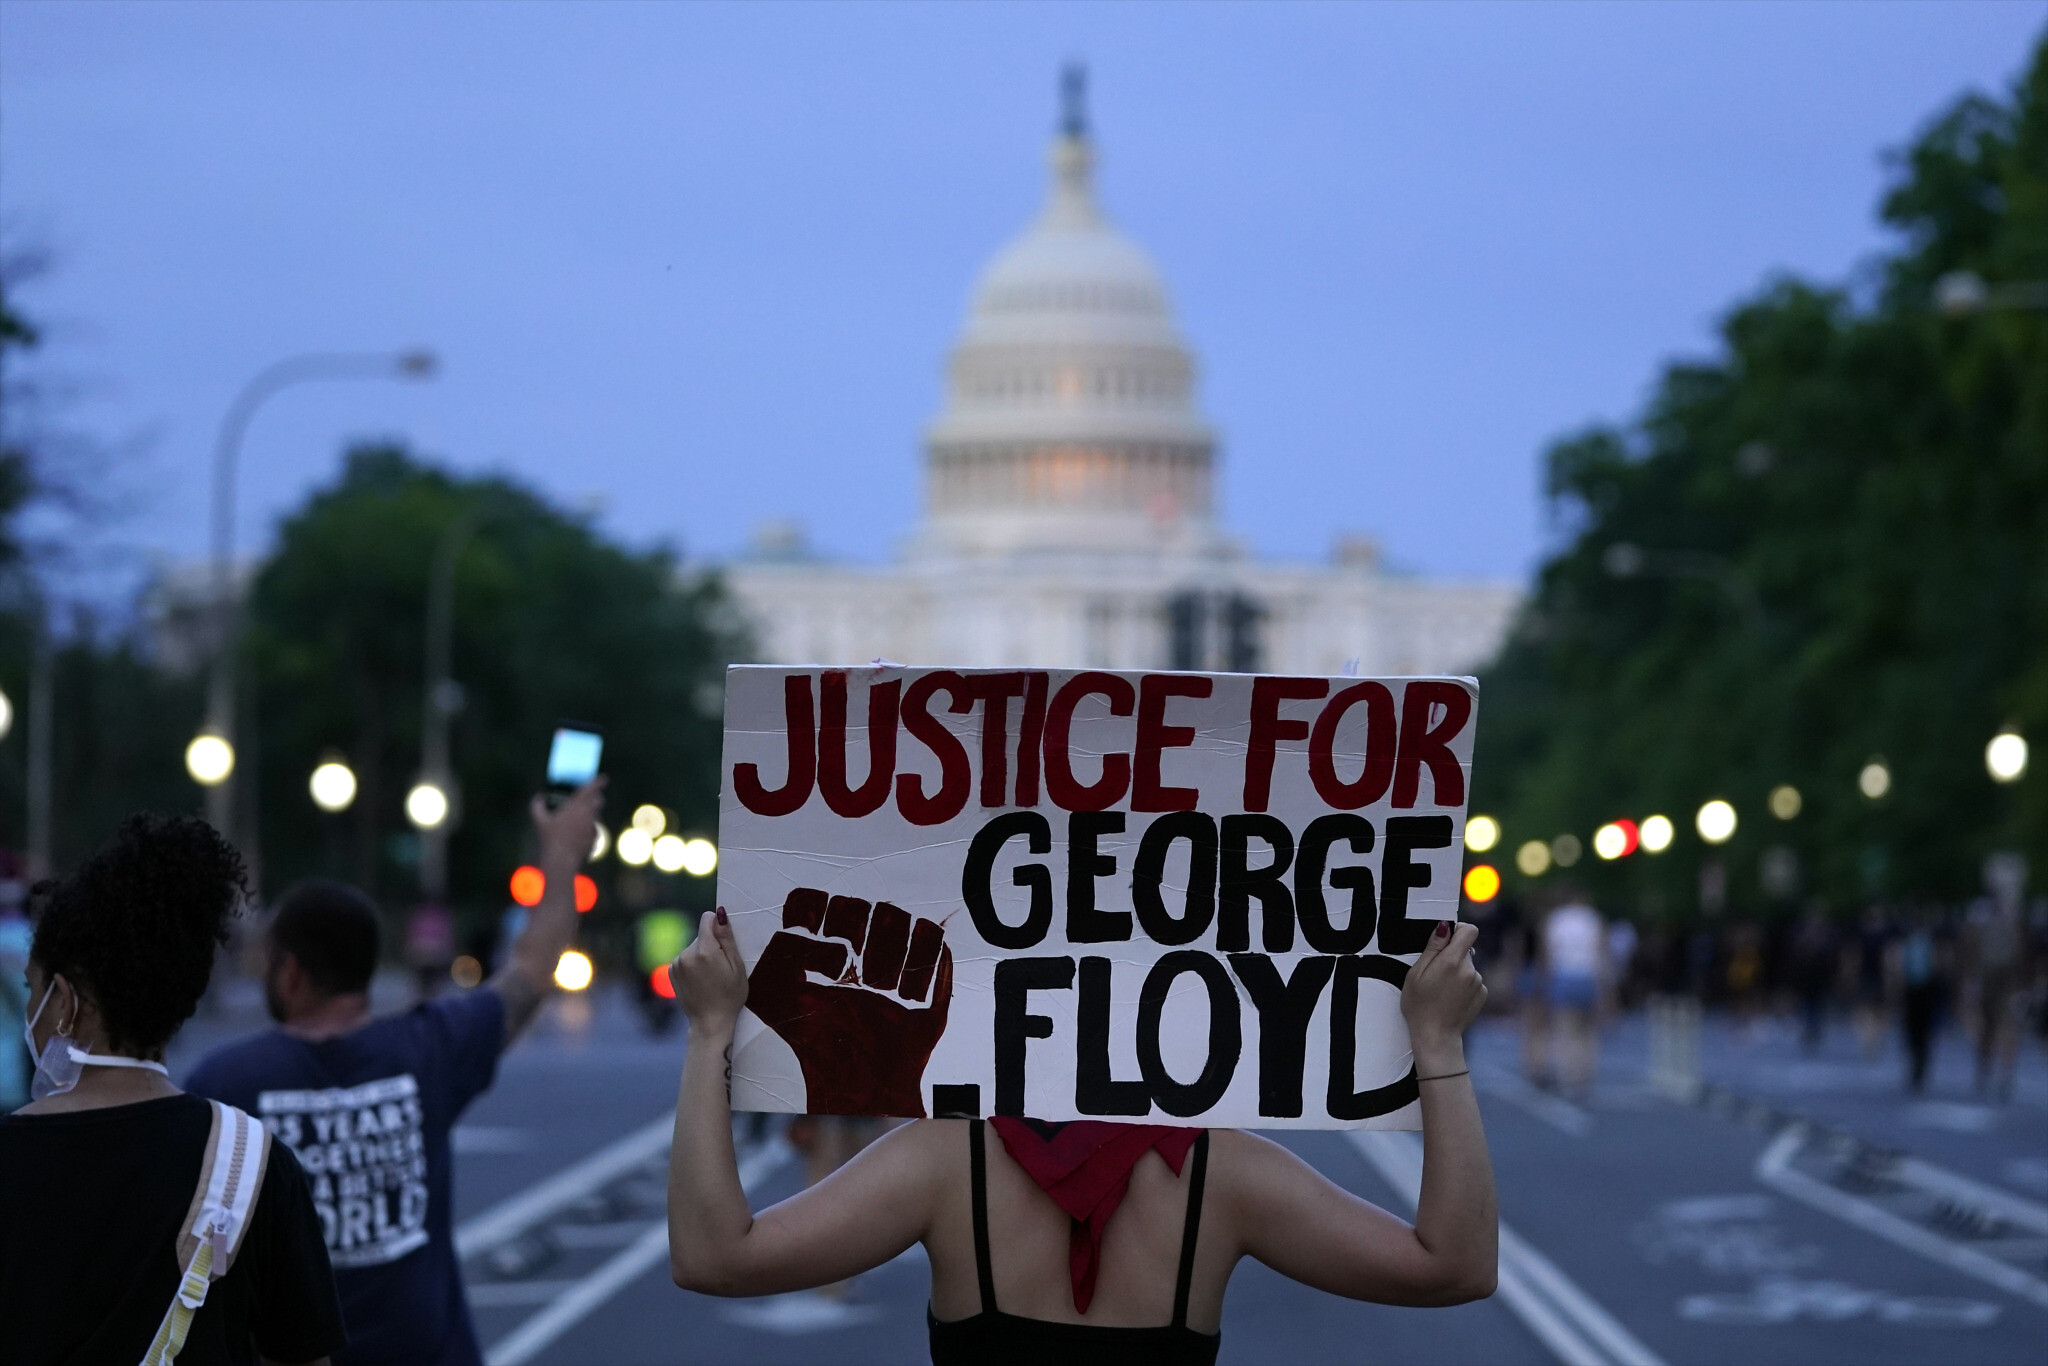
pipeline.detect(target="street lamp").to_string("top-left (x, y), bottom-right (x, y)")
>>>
top-left (0, 686), bottom-right (11, 741)
top-left (1858, 758), bottom-right (1891, 801)
top-left (200, 349), bottom-right (437, 842)
top-left (1464, 815), bottom-right (1501, 853)
top-left (1986, 730), bottom-right (2028, 784)
top-left (679, 838), bottom-right (718, 877)
top-left (1639, 814), bottom-right (1675, 853)
top-left (405, 780), bottom-right (451, 831)
top-left (1696, 799), bottom-right (1737, 845)
top-left (416, 505), bottom-right (482, 901)
top-left (186, 732), bottom-right (236, 787)
top-left (1768, 784), bottom-right (1802, 820)
top-left (309, 757), bottom-right (358, 812)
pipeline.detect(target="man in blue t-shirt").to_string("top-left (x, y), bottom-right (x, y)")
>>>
top-left (188, 781), bottom-right (603, 1365)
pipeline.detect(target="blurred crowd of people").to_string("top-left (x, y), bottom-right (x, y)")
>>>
top-left (1472, 874), bottom-right (2047, 1102)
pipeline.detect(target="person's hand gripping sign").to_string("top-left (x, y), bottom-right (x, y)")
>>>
top-left (670, 892), bottom-right (954, 1118)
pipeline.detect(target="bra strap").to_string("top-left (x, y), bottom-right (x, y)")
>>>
top-left (1171, 1130), bottom-right (1210, 1329)
top-left (969, 1119), bottom-right (997, 1314)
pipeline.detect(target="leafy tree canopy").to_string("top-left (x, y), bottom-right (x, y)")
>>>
top-left (246, 445), bottom-right (744, 931)
top-left (1474, 35), bottom-right (2047, 917)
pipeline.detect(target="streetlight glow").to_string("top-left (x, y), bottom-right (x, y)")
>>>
top-left (631, 804), bottom-right (667, 836)
top-left (1986, 731), bottom-right (2028, 784)
top-left (1639, 814), bottom-right (1675, 853)
top-left (553, 950), bottom-right (593, 992)
top-left (1550, 833), bottom-right (1583, 868)
top-left (617, 828), bottom-right (654, 866)
top-left (1515, 839), bottom-right (1552, 877)
top-left (406, 781), bottom-right (450, 830)
top-left (186, 733), bottom-right (236, 787)
top-left (1593, 820), bottom-right (1638, 860)
top-left (1858, 759), bottom-right (1891, 801)
top-left (1464, 815), bottom-right (1501, 853)
top-left (652, 834), bottom-right (688, 874)
top-left (590, 822), bottom-right (611, 861)
top-left (1768, 784), bottom-right (1802, 820)
top-left (679, 838), bottom-right (719, 877)
top-left (1696, 799), bottom-right (1737, 844)
top-left (309, 759), bottom-right (357, 812)
top-left (0, 687), bottom-right (12, 740)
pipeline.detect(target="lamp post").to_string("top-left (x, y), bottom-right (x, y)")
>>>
top-left (416, 506), bottom-right (482, 901)
top-left (199, 350), bottom-right (436, 845)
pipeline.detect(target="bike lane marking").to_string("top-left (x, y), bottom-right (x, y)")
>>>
top-left (1755, 1125), bottom-right (2048, 1314)
top-left (1350, 1130), bottom-right (1666, 1366)
top-left (481, 1136), bottom-right (796, 1366)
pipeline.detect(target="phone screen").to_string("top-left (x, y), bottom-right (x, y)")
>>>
top-left (547, 728), bottom-right (604, 788)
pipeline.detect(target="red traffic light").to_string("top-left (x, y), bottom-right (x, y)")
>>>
top-left (510, 867), bottom-right (599, 912)
top-left (649, 963), bottom-right (675, 999)
top-left (509, 865), bottom-right (545, 907)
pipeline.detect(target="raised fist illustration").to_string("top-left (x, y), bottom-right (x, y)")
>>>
top-left (746, 887), bottom-right (954, 1118)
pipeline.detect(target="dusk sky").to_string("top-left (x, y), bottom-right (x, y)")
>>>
top-left (4, 1), bottom-right (2041, 602)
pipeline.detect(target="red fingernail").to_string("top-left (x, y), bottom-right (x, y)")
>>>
top-left (715, 907), bottom-right (728, 925)
top-left (1434, 920), bottom-right (1451, 939)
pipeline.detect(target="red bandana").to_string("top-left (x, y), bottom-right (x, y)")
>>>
top-left (988, 1118), bottom-right (1202, 1313)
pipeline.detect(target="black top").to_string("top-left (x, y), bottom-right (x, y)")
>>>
top-left (928, 1121), bottom-right (1222, 1366)
top-left (0, 1093), bottom-right (346, 1366)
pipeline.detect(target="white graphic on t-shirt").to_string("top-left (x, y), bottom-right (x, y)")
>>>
top-left (259, 1073), bottom-right (430, 1268)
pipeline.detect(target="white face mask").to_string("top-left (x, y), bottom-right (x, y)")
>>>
top-left (22, 979), bottom-right (169, 1101)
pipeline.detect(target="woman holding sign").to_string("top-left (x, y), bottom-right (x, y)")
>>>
top-left (666, 909), bottom-right (1496, 1363)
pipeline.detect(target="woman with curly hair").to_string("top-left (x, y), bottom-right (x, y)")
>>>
top-left (0, 815), bottom-right (345, 1366)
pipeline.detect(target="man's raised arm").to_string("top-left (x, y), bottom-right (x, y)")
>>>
top-left (491, 779), bottom-right (605, 1042)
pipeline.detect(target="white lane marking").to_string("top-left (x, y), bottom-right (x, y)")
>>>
top-left (1474, 1065), bottom-right (1594, 1137)
top-left (483, 1138), bottom-right (797, 1366)
top-left (466, 1278), bottom-right (594, 1309)
top-left (1754, 1127), bottom-right (2048, 1313)
top-left (1349, 1131), bottom-right (1666, 1366)
top-left (453, 1126), bottom-right (537, 1155)
top-left (455, 1114), bottom-right (673, 1259)
top-left (486, 1223), bottom-right (670, 1366)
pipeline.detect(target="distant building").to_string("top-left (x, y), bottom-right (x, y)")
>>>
top-left (733, 74), bottom-right (1518, 676)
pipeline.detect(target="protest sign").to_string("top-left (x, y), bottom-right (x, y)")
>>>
top-left (716, 665), bottom-right (1477, 1129)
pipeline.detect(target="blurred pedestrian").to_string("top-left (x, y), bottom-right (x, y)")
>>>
top-left (1512, 913), bottom-right (1549, 1088)
top-left (1963, 879), bottom-right (2027, 1100)
top-left (1850, 906), bottom-right (1892, 1058)
top-left (1787, 904), bottom-right (1838, 1055)
top-left (2, 814), bottom-right (345, 1365)
top-left (1726, 922), bottom-right (1764, 1040)
top-left (1540, 889), bottom-right (1606, 1100)
top-left (667, 915), bottom-right (1498, 1359)
top-left (1893, 908), bottom-right (1947, 1093)
top-left (185, 781), bottom-right (602, 1366)
top-left (1604, 917), bottom-right (1640, 1014)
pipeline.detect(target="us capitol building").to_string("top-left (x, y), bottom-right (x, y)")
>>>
top-left (726, 78), bottom-right (1517, 677)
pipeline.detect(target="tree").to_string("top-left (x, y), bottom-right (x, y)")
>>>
top-left (1473, 34), bottom-right (2047, 917)
top-left (245, 445), bottom-right (745, 950)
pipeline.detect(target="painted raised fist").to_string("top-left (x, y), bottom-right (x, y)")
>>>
top-left (745, 887), bottom-right (954, 1118)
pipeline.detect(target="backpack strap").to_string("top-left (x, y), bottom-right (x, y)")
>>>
top-left (142, 1101), bottom-right (271, 1366)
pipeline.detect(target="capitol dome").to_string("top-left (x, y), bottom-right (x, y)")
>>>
top-left (919, 69), bottom-right (1219, 559)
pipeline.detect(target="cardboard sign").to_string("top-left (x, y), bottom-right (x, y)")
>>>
top-left (717, 665), bottom-right (1477, 1130)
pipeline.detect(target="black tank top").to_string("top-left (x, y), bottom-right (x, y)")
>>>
top-left (927, 1120), bottom-right (1222, 1366)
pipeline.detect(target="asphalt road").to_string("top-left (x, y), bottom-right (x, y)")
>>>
top-left (173, 984), bottom-right (2048, 1365)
